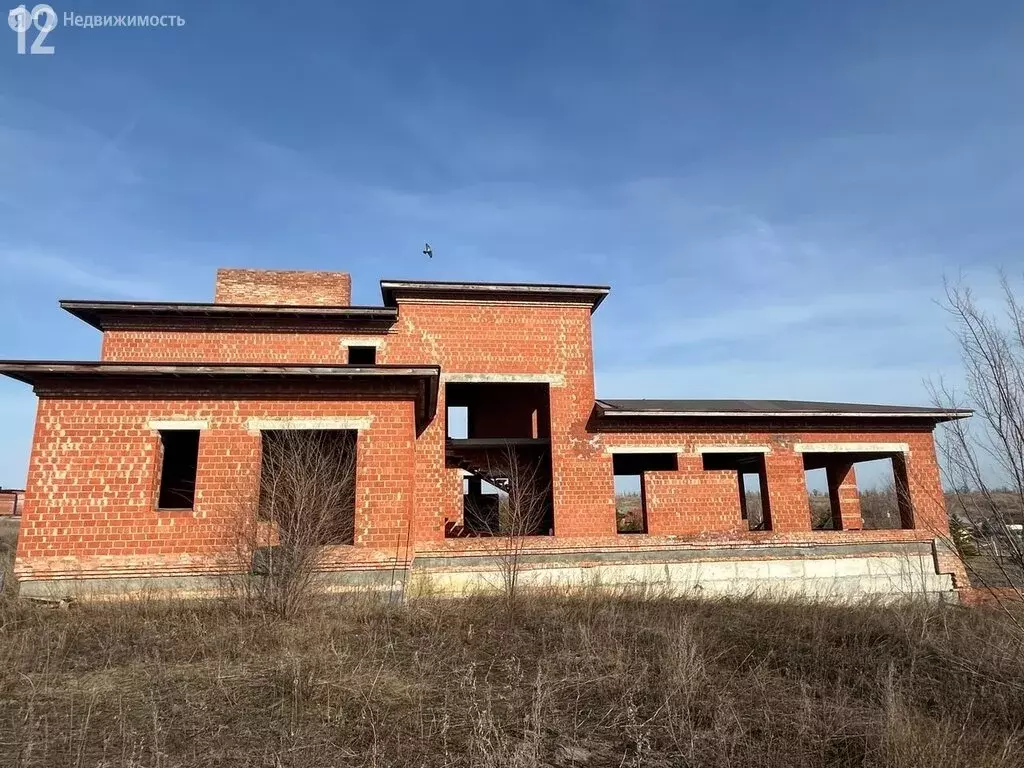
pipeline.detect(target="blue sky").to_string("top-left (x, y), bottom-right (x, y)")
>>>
top-left (1, 1), bottom-right (1022, 488)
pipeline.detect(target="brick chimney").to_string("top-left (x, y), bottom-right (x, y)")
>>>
top-left (214, 269), bottom-right (352, 306)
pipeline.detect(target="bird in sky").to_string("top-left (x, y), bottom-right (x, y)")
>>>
top-left (423, 243), bottom-right (433, 259)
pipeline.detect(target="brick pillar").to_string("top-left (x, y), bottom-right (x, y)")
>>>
top-left (758, 468), bottom-right (773, 529)
top-left (764, 450), bottom-right (810, 532)
top-left (826, 462), bottom-right (863, 530)
top-left (893, 439), bottom-right (952, 535)
top-left (892, 454), bottom-right (917, 529)
top-left (737, 471), bottom-right (749, 520)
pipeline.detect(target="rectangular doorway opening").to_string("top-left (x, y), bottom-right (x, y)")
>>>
top-left (615, 474), bottom-right (644, 533)
top-left (612, 452), bottom-right (678, 534)
top-left (859, 457), bottom-right (911, 530)
top-left (802, 452), bottom-right (914, 531)
top-left (701, 452), bottom-right (772, 531)
top-left (445, 382), bottom-right (554, 538)
top-left (805, 467), bottom-right (833, 529)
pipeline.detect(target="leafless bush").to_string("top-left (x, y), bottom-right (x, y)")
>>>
top-left (231, 429), bottom-right (357, 618)
top-left (464, 445), bottom-right (551, 618)
top-left (930, 274), bottom-right (1024, 604)
top-left (0, 517), bottom-right (18, 602)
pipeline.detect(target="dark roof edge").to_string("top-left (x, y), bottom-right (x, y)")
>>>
top-left (594, 399), bottom-right (972, 423)
top-left (379, 279), bottom-right (611, 312)
top-left (0, 361), bottom-right (440, 430)
top-left (59, 300), bottom-right (398, 331)
top-left (0, 360), bottom-right (438, 381)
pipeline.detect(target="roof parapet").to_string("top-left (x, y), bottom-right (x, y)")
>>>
top-left (380, 279), bottom-right (610, 313)
top-left (594, 398), bottom-right (972, 423)
top-left (59, 300), bottom-right (397, 332)
top-left (0, 361), bottom-right (439, 431)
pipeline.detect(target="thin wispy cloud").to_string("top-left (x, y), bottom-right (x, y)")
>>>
top-left (0, 250), bottom-right (165, 299)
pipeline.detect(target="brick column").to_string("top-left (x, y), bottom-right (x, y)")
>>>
top-left (826, 462), bottom-right (863, 530)
top-left (764, 450), bottom-right (810, 532)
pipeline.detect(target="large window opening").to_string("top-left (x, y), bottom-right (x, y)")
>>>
top-left (446, 406), bottom-right (469, 439)
top-left (613, 452), bottom-right (678, 534)
top-left (739, 471), bottom-right (769, 531)
top-left (445, 382), bottom-right (550, 439)
top-left (701, 453), bottom-right (772, 531)
top-left (802, 452), bottom-right (914, 531)
top-left (805, 467), bottom-right (833, 529)
top-left (859, 457), bottom-right (912, 530)
top-left (259, 430), bottom-right (357, 545)
top-left (445, 383), bottom-right (554, 538)
top-left (157, 430), bottom-right (200, 510)
top-left (615, 474), bottom-right (644, 533)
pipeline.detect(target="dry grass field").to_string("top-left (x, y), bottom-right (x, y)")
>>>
top-left (0, 592), bottom-right (1022, 767)
top-left (1, 510), bottom-right (1023, 767)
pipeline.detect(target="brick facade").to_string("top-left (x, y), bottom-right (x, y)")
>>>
top-left (3, 268), bottom-right (967, 594)
top-left (214, 268), bottom-right (352, 306)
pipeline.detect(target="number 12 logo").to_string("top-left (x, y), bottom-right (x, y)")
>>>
top-left (8, 4), bottom-right (56, 54)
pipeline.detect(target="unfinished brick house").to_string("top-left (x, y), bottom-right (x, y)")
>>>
top-left (0, 268), bottom-right (971, 598)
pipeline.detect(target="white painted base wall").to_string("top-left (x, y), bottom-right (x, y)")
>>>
top-left (413, 553), bottom-right (956, 601)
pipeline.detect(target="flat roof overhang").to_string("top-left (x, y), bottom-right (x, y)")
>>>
top-left (593, 398), bottom-right (972, 425)
top-left (0, 361), bottom-right (440, 432)
top-left (60, 300), bottom-right (399, 333)
top-left (380, 279), bottom-right (610, 313)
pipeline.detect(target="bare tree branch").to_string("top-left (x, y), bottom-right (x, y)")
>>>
top-left (930, 275), bottom-right (1024, 608)
top-left (464, 444), bottom-right (552, 619)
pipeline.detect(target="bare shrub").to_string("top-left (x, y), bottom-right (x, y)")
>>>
top-left (860, 484), bottom-right (902, 529)
top-left (0, 517), bottom-right (18, 601)
top-left (930, 274), bottom-right (1024, 604)
top-left (464, 445), bottom-right (551, 618)
top-left (231, 429), bottom-right (357, 618)
top-left (615, 492), bottom-right (644, 532)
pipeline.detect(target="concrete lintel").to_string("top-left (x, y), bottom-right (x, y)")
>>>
top-left (338, 337), bottom-right (386, 348)
top-left (696, 445), bottom-right (772, 455)
top-left (246, 416), bottom-right (374, 433)
top-left (148, 419), bottom-right (209, 431)
top-left (604, 445), bottom-right (685, 455)
top-left (442, 372), bottom-right (566, 387)
top-left (794, 442), bottom-right (909, 454)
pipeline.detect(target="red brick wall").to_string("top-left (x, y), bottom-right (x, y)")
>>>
top-left (101, 330), bottom-right (355, 363)
top-left (94, 296), bottom-right (616, 552)
top-left (214, 269), bottom-right (351, 306)
top-left (0, 491), bottom-right (23, 516)
top-left (93, 311), bottom-right (953, 555)
top-left (379, 301), bottom-right (617, 542)
top-left (15, 397), bottom-right (415, 581)
top-left (827, 463), bottom-right (863, 530)
top-left (18, 268), bottom-right (959, 588)
top-left (599, 429), bottom-right (951, 543)
top-left (644, 457), bottom-right (745, 536)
